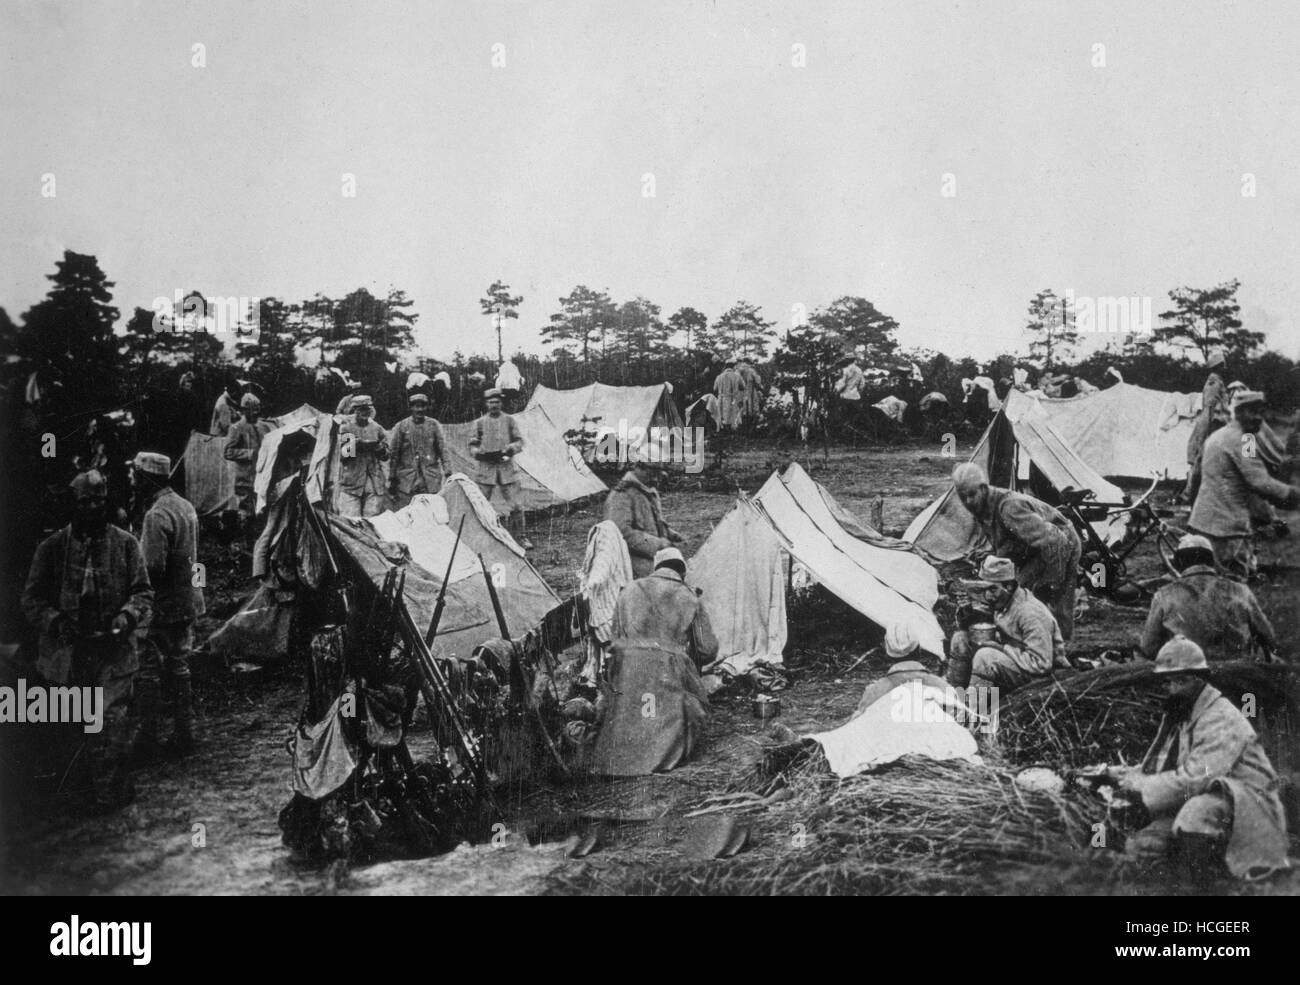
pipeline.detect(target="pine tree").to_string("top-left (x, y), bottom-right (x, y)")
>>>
top-left (712, 301), bottom-right (776, 361)
top-left (1156, 280), bottom-right (1262, 361)
top-left (1024, 288), bottom-right (1077, 371)
top-left (480, 280), bottom-right (524, 363)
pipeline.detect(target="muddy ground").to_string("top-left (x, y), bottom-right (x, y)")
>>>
top-left (2, 436), bottom-right (1298, 896)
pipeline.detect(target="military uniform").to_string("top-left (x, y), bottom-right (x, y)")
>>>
top-left (337, 418), bottom-right (389, 517)
top-left (1190, 422), bottom-right (1300, 578)
top-left (22, 523), bottom-right (153, 806)
top-left (974, 486), bottom-right (1082, 639)
top-left (138, 486), bottom-right (206, 747)
top-left (223, 417), bottom-right (273, 517)
top-left (1185, 372), bottom-right (1230, 502)
top-left (1123, 683), bottom-right (1289, 880)
top-left (468, 411), bottom-right (524, 511)
top-left (950, 586), bottom-right (1064, 692)
top-left (604, 471), bottom-right (681, 578)
top-left (387, 415), bottom-right (448, 509)
top-left (1139, 564), bottom-right (1274, 661)
top-left (612, 568), bottom-right (718, 668)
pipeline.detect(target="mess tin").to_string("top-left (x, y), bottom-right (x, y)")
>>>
top-left (969, 623), bottom-right (997, 647)
top-left (752, 694), bottom-right (781, 719)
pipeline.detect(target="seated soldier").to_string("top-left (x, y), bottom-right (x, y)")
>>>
top-left (1140, 534), bottom-right (1277, 662)
top-left (591, 548), bottom-right (716, 776)
top-left (1110, 637), bottom-right (1289, 883)
top-left (946, 555), bottom-right (1066, 693)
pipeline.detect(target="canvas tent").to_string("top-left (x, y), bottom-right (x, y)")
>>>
top-left (526, 383), bottom-right (684, 460)
top-left (182, 404), bottom-right (323, 517)
top-left (209, 475), bottom-right (560, 664)
top-left (1018, 383), bottom-right (1200, 481)
top-left (443, 404), bottom-right (607, 511)
top-left (904, 389), bottom-right (1125, 562)
top-left (688, 463), bottom-right (946, 669)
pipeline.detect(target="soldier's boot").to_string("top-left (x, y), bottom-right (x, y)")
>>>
top-left (131, 678), bottom-right (165, 765)
top-left (1177, 833), bottom-right (1226, 888)
top-left (167, 675), bottom-right (196, 757)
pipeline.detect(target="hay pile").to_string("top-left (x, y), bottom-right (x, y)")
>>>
top-left (995, 661), bottom-right (1300, 771)
top-left (545, 756), bottom-right (1117, 896)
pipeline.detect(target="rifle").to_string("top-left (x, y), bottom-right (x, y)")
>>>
top-left (426, 515), bottom-right (466, 646)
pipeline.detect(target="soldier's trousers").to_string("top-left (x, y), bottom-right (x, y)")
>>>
top-left (138, 620), bottom-right (195, 741)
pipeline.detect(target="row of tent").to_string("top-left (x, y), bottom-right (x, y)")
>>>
top-left (182, 381), bottom-right (685, 517)
top-left (198, 380), bottom-right (1204, 672)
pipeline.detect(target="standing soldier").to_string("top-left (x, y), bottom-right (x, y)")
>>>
top-left (209, 376), bottom-right (242, 437)
top-left (22, 470), bottom-right (153, 811)
top-left (224, 393), bottom-right (273, 531)
top-left (1183, 347), bottom-right (1231, 505)
top-left (337, 395), bottom-right (389, 518)
top-left (713, 358), bottom-right (744, 431)
top-left (1189, 389), bottom-right (1300, 579)
top-left (468, 387), bottom-right (531, 549)
top-left (388, 391), bottom-right (450, 510)
top-left (133, 452), bottom-right (205, 757)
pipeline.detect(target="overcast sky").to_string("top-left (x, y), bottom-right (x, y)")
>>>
top-left (3, 0), bottom-right (1299, 362)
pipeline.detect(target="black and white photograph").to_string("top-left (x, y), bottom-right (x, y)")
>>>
top-left (1, 0), bottom-right (1297, 931)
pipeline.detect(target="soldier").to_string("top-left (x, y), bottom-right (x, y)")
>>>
top-left (952, 461), bottom-right (1082, 639)
top-left (209, 377), bottom-right (242, 437)
top-left (1139, 534), bottom-right (1276, 662)
top-left (468, 387), bottom-right (532, 549)
top-left (611, 547), bottom-right (717, 668)
top-left (1182, 347), bottom-right (1231, 504)
top-left (133, 452), bottom-right (205, 757)
top-left (713, 359), bottom-right (744, 431)
top-left (388, 391), bottom-right (450, 510)
top-left (1189, 389), bottom-right (1300, 578)
top-left (22, 470), bottom-right (153, 811)
top-left (223, 392), bottom-right (273, 524)
top-left (946, 555), bottom-right (1066, 693)
top-left (337, 395), bottom-right (389, 518)
top-left (604, 460), bottom-right (685, 578)
top-left (1111, 637), bottom-right (1289, 883)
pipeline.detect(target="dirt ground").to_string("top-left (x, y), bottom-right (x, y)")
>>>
top-left (2, 436), bottom-right (1298, 896)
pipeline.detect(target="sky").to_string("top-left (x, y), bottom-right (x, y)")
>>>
top-left (3, 0), bottom-right (1299, 363)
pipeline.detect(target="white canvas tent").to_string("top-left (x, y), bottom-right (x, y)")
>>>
top-left (442, 404), bottom-right (607, 510)
top-left (904, 389), bottom-right (1125, 562)
top-left (1018, 383), bottom-right (1200, 481)
top-left (526, 382), bottom-right (684, 459)
top-left (688, 463), bottom-right (946, 670)
top-left (209, 476), bottom-right (560, 664)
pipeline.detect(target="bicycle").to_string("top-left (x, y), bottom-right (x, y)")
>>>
top-left (1057, 475), bottom-right (1185, 602)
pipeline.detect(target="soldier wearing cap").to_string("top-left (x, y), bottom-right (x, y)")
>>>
top-left (1182, 347), bottom-right (1231, 504)
top-left (132, 452), bottom-right (205, 756)
top-left (1190, 389), bottom-right (1300, 578)
top-left (604, 459), bottom-right (685, 578)
top-left (468, 387), bottom-right (531, 548)
top-left (337, 395), bottom-right (389, 518)
top-left (387, 390), bottom-right (450, 510)
top-left (223, 392), bottom-right (273, 522)
top-left (1108, 637), bottom-right (1289, 882)
top-left (209, 376), bottom-right (242, 438)
top-left (21, 470), bottom-right (153, 810)
top-left (946, 555), bottom-right (1066, 693)
top-left (334, 374), bottom-right (364, 417)
top-left (1139, 533), bottom-right (1276, 662)
top-left (952, 461), bottom-right (1082, 639)
top-left (611, 546), bottom-right (718, 668)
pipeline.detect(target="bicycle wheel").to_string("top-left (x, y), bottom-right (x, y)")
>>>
top-left (1156, 522), bottom-right (1186, 578)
